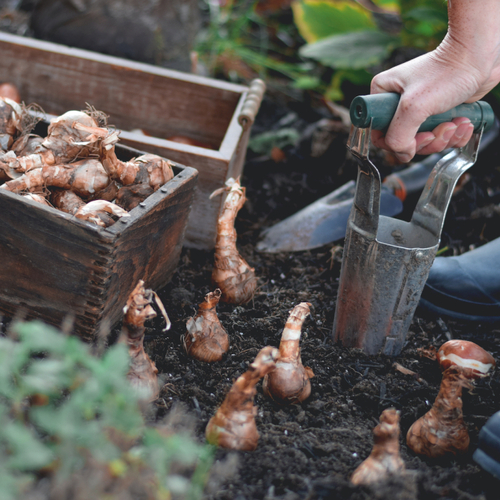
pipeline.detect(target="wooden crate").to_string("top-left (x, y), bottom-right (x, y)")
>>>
top-left (0, 31), bottom-right (265, 250)
top-left (0, 142), bottom-right (198, 341)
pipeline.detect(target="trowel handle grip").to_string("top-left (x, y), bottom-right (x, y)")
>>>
top-left (350, 93), bottom-right (494, 132)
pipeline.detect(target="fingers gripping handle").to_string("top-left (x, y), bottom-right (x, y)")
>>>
top-left (350, 93), bottom-right (495, 132)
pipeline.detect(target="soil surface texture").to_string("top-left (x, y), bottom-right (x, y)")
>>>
top-left (2, 5), bottom-right (500, 498)
top-left (145, 95), bottom-right (500, 500)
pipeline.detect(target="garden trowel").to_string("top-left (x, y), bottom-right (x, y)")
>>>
top-left (256, 98), bottom-right (498, 254)
top-left (333, 93), bottom-right (495, 356)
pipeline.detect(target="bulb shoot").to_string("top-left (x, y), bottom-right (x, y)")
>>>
top-left (183, 289), bottom-right (229, 363)
top-left (211, 178), bottom-right (257, 305)
top-left (351, 408), bottom-right (405, 485)
top-left (206, 346), bottom-right (278, 451)
top-left (119, 280), bottom-right (160, 402)
top-left (263, 302), bottom-right (314, 404)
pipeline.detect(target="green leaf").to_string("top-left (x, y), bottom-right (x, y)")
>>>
top-left (372, 0), bottom-right (400, 12)
top-left (292, 75), bottom-right (322, 90)
top-left (101, 343), bottom-right (134, 379)
top-left (4, 422), bottom-right (54, 471)
top-left (404, 6), bottom-right (447, 39)
top-left (300, 30), bottom-right (400, 69)
top-left (325, 69), bottom-right (372, 101)
top-left (16, 321), bottom-right (70, 354)
top-left (0, 462), bottom-right (33, 500)
top-left (249, 128), bottom-right (301, 155)
top-left (0, 338), bottom-right (24, 399)
top-left (292, 0), bottom-right (376, 43)
top-left (22, 359), bottom-right (69, 393)
top-left (0, 320), bottom-right (214, 497)
top-left (400, 0), bottom-right (447, 16)
top-left (405, 6), bottom-right (447, 24)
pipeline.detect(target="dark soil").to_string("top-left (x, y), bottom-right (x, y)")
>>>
top-left (3, 4), bottom-right (500, 499)
top-left (144, 94), bottom-right (500, 500)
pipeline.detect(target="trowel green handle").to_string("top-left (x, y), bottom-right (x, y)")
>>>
top-left (350, 93), bottom-right (494, 132)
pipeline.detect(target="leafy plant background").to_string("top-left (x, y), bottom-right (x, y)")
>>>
top-left (294, 0), bottom-right (448, 100)
top-left (195, 0), bottom-right (494, 103)
top-left (0, 320), bottom-right (213, 500)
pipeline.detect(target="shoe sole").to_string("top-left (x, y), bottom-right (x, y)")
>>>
top-left (474, 448), bottom-right (500, 480)
top-left (474, 421), bottom-right (500, 480)
top-left (418, 298), bottom-right (500, 325)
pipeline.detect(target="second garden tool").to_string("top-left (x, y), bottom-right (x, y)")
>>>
top-left (256, 103), bottom-right (499, 254)
top-left (333, 93), bottom-right (495, 356)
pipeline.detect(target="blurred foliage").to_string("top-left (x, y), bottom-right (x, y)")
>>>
top-left (0, 320), bottom-right (213, 500)
top-left (195, 0), bottom-right (321, 92)
top-left (195, 0), bottom-right (449, 101)
top-left (293, 0), bottom-right (377, 43)
top-left (195, 0), bottom-right (500, 107)
top-left (294, 0), bottom-right (448, 100)
top-left (248, 127), bottom-right (301, 154)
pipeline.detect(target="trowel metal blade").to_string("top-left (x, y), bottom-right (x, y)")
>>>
top-left (256, 117), bottom-right (499, 254)
top-left (256, 181), bottom-right (403, 253)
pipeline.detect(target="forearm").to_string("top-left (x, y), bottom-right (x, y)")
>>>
top-left (443, 0), bottom-right (500, 88)
top-left (447, 0), bottom-right (500, 50)
top-left (369, 0), bottom-right (500, 162)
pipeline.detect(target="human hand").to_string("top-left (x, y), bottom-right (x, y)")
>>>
top-left (370, 29), bottom-right (500, 163)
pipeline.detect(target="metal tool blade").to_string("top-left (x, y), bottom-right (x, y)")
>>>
top-left (256, 181), bottom-right (403, 253)
top-left (256, 119), bottom-right (499, 254)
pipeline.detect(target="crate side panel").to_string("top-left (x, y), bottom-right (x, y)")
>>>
top-left (95, 167), bottom-right (198, 331)
top-left (115, 138), bottom-right (230, 249)
top-left (0, 192), bottom-right (114, 337)
top-left (0, 36), bottom-right (240, 147)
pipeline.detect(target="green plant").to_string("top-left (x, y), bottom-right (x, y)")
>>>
top-left (293, 0), bottom-right (448, 100)
top-left (0, 320), bottom-right (213, 500)
top-left (195, 0), bottom-right (317, 90)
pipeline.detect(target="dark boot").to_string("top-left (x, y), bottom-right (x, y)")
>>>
top-left (419, 238), bottom-right (500, 323)
top-left (474, 411), bottom-right (500, 480)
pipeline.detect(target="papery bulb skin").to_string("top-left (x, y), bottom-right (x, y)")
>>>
top-left (22, 193), bottom-right (51, 206)
top-left (0, 83), bottom-right (21, 103)
top-left (1, 158), bottom-right (110, 198)
top-left (2, 109), bottom-right (109, 175)
top-left (51, 189), bottom-right (86, 215)
top-left (74, 200), bottom-right (130, 227)
top-left (206, 346), bottom-right (278, 450)
top-left (119, 280), bottom-right (160, 402)
top-left (183, 289), bottom-right (229, 363)
top-left (211, 178), bottom-right (257, 305)
top-left (351, 408), bottom-right (405, 485)
top-left (12, 134), bottom-right (45, 157)
top-left (100, 134), bottom-right (174, 192)
top-left (0, 97), bottom-right (22, 151)
top-left (406, 365), bottom-right (473, 458)
top-left (436, 340), bottom-right (496, 379)
top-left (43, 110), bottom-right (109, 164)
top-left (263, 302), bottom-right (314, 404)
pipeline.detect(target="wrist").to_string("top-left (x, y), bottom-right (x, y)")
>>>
top-left (434, 31), bottom-right (500, 92)
top-left (446, 0), bottom-right (500, 68)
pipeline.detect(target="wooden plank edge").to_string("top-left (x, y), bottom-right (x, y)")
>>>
top-left (0, 32), bottom-right (249, 94)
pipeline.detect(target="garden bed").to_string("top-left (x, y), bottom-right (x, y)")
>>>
top-left (2, 3), bottom-right (500, 498)
top-left (145, 95), bottom-right (500, 500)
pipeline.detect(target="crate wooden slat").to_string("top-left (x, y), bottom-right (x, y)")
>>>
top-left (0, 144), bottom-right (198, 341)
top-left (0, 31), bottom-right (265, 249)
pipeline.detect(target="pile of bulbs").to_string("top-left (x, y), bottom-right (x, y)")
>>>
top-left (0, 85), bottom-right (174, 227)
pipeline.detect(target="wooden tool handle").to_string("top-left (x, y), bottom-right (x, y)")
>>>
top-left (238, 79), bottom-right (266, 129)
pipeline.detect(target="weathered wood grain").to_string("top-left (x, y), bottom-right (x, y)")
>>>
top-left (0, 143), bottom-right (198, 341)
top-left (0, 32), bottom-right (264, 249)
